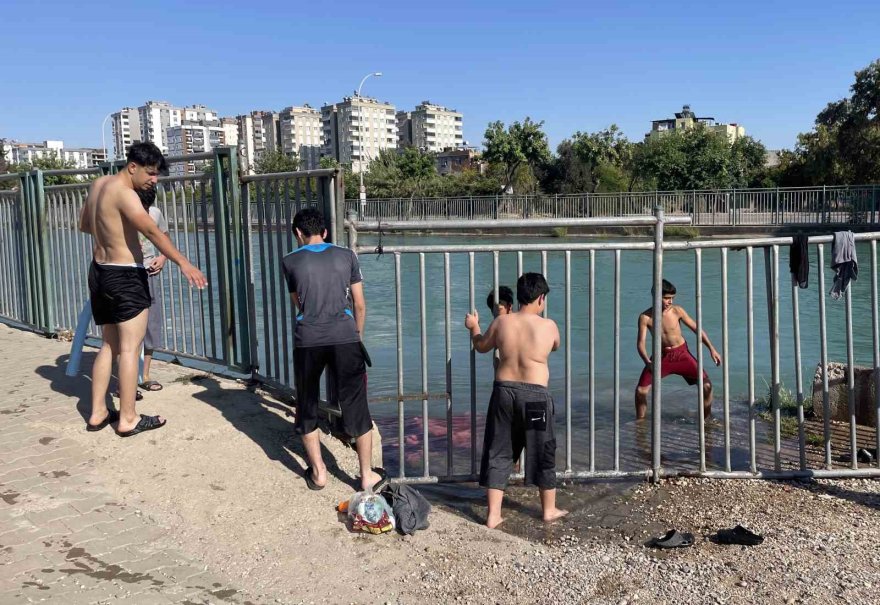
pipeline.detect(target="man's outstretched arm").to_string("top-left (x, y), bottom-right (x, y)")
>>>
top-left (465, 310), bottom-right (497, 354)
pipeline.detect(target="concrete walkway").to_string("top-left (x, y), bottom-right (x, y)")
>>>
top-left (0, 323), bottom-right (261, 604)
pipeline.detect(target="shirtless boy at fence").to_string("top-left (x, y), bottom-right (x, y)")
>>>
top-left (634, 279), bottom-right (722, 420)
top-left (466, 273), bottom-right (568, 529)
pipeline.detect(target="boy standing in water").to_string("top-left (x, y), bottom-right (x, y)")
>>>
top-left (634, 279), bottom-right (722, 420)
top-left (466, 273), bottom-right (568, 529)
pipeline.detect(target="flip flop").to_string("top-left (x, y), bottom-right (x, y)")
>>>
top-left (139, 380), bottom-right (163, 392)
top-left (649, 529), bottom-right (695, 549)
top-left (86, 408), bottom-right (119, 432)
top-left (116, 414), bottom-right (166, 438)
top-left (112, 390), bottom-right (144, 401)
top-left (304, 466), bottom-right (325, 491)
top-left (714, 525), bottom-right (763, 546)
top-left (370, 467), bottom-right (389, 493)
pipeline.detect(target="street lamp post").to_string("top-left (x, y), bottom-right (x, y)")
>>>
top-left (355, 71), bottom-right (382, 218)
top-left (101, 112), bottom-right (114, 161)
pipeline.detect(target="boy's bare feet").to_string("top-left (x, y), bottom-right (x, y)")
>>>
top-left (486, 514), bottom-right (505, 529)
top-left (543, 508), bottom-right (569, 523)
top-left (361, 469), bottom-right (383, 491)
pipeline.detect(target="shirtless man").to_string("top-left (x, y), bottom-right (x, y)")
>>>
top-left (466, 272), bottom-right (568, 529)
top-left (79, 142), bottom-right (206, 436)
top-left (635, 279), bottom-right (722, 421)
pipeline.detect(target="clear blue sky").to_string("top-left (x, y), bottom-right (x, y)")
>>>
top-left (2, 0), bottom-right (878, 151)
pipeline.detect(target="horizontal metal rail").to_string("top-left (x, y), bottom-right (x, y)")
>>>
top-left (352, 216), bottom-right (693, 231)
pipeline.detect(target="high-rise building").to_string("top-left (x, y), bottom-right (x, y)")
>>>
top-left (165, 121), bottom-right (226, 176)
top-left (399, 101), bottom-right (463, 153)
top-left (646, 104), bottom-right (745, 143)
top-left (111, 107), bottom-right (142, 159)
top-left (236, 110), bottom-right (280, 174)
top-left (321, 96), bottom-right (397, 172)
top-left (279, 105), bottom-right (322, 170)
top-left (137, 100), bottom-right (183, 153)
top-left (220, 117), bottom-right (238, 149)
top-left (183, 104), bottom-right (218, 123)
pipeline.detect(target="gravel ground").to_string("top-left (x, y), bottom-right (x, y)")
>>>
top-left (402, 477), bottom-right (880, 605)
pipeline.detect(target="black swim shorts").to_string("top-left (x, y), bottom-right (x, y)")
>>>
top-left (293, 342), bottom-right (372, 438)
top-left (479, 380), bottom-right (557, 490)
top-left (88, 261), bottom-right (152, 326)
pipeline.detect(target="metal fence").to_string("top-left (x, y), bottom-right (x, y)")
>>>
top-left (1, 150), bottom-right (879, 484)
top-left (347, 217), bottom-right (880, 483)
top-left (347, 185), bottom-right (880, 226)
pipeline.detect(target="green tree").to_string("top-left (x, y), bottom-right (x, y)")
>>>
top-left (483, 118), bottom-right (551, 194)
top-left (780, 59), bottom-right (880, 185)
top-left (637, 125), bottom-right (739, 190)
top-left (5, 153), bottom-right (81, 186)
top-left (570, 125), bottom-right (630, 192)
top-left (254, 149), bottom-right (299, 174)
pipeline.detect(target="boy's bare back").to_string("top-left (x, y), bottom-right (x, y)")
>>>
top-left (86, 175), bottom-right (147, 265)
top-left (491, 312), bottom-right (560, 386)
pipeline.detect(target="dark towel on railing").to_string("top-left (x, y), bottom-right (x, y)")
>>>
top-left (830, 230), bottom-right (858, 299)
top-left (789, 234), bottom-right (809, 289)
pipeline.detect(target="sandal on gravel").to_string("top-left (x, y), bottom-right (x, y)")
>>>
top-left (649, 529), bottom-right (694, 549)
top-left (304, 466), bottom-right (325, 491)
top-left (139, 380), bottom-right (163, 392)
top-left (370, 467), bottom-right (389, 493)
top-left (86, 408), bottom-right (119, 432)
top-left (857, 448), bottom-right (875, 464)
top-left (111, 389), bottom-right (143, 401)
top-left (713, 525), bottom-right (764, 546)
top-left (116, 414), bottom-right (166, 438)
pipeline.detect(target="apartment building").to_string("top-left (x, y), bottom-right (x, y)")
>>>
top-left (398, 101), bottom-right (463, 153)
top-left (321, 96), bottom-right (397, 172)
top-left (279, 105), bottom-right (322, 170)
top-left (110, 107), bottom-right (142, 159)
top-left (646, 104), bottom-right (745, 143)
top-left (138, 100), bottom-right (183, 153)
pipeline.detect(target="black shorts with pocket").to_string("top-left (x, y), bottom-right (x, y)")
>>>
top-left (479, 380), bottom-right (557, 490)
top-left (293, 341), bottom-right (372, 438)
top-left (88, 261), bottom-right (152, 326)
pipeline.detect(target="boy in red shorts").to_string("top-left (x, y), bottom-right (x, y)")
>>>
top-left (635, 279), bottom-right (722, 420)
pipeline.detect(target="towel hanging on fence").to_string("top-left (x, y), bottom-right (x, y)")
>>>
top-left (830, 230), bottom-right (858, 300)
top-left (789, 233), bottom-right (809, 289)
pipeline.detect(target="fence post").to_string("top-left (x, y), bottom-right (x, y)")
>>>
top-left (732, 188), bottom-right (737, 226)
top-left (822, 185), bottom-right (827, 224)
top-left (20, 170), bottom-right (54, 333)
top-left (651, 203), bottom-right (665, 483)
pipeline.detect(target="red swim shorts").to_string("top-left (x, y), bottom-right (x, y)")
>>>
top-left (638, 341), bottom-right (710, 388)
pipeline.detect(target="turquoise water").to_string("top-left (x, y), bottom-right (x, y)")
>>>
top-left (352, 234), bottom-right (879, 476)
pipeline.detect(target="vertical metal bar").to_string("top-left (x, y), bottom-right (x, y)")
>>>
top-left (721, 247), bottom-right (731, 471)
top-left (395, 253), bottom-right (405, 479)
top-left (444, 253), bottom-right (453, 476)
top-left (846, 285), bottom-right (857, 469)
top-left (817, 244), bottom-right (831, 468)
top-left (613, 249), bottom-right (621, 471)
top-left (771, 245), bottom-right (781, 472)
top-left (541, 251), bottom-right (548, 318)
top-left (492, 250), bottom-right (499, 315)
top-left (256, 181), bottom-right (271, 377)
top-left (179, 180), bottom-right (197, 353)
top-left (873, 241), bottom-right (880, 466)
top-left (280, 178), bottom-right (292, 384)
top-left (517, 251), bottom-right (523, 278)
top-left (695, 249), bottom-right (706, 472)
top-left (168, 185), bottom-right (181, 352)
top-left (564, 250), bottom-right (572, 473)
top-left (651, 206), bottom-right (665, 482)
top-left (266, 180), bottom-right (280, 379)
top-left (419, 253), bottom-right (429, 477)
top-left (746, 246), bottom-right (756, 473)
top-left (199, 180), bottom-right (217, 358)
top-left (469, 252), bottom-right (477, 477)
top-left (791, 276), bottom-right (807, 470)
top-left (588, 250), bottom-right (595, 472)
